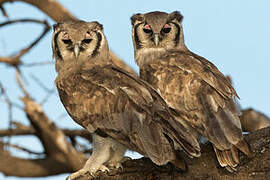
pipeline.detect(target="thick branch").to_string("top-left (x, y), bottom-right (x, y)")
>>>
top-left (0, 149), bottom-right (73, 177)
top-left (79, 127), bottom-right (270, 180)
top-left (240, 108), bottom-right (270, 132)
top-left (21, 96), bottom-right (86, 170)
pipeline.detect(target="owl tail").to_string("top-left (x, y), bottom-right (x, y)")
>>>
top-left (213, 139), bottom-right (253, 172)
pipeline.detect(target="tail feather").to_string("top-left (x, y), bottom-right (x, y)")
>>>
top-left (235, 139), bottom-right (253, 157)
top-left (213, 146), bottom-right (227, 167)
top-left (213, 146), bottom-right (239, 172)
top-left (213, 139), bottom-right (252, 172)
top-left (231, 146), bottom-right (239, 165)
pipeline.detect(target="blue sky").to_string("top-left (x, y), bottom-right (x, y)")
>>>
top-left (0, 0), bottom-right (269, 179)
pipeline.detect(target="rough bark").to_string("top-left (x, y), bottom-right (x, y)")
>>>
top-left (76, 127), bottom-right (270, 180)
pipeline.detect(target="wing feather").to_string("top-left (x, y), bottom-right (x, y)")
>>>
top-left (151, 51), bottom-right (243, 150)
top-left (56, 64), bottom-right (201, 165)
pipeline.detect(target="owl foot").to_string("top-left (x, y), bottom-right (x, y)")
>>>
top-left (108, 162), bottom-right (123, 170)
top-left (66, 165), bottom-right (110, 180)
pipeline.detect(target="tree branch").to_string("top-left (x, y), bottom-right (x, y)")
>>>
top-left (0, 149), bottom-right (72, 177)
top-left (0, 18), bottom-right (50, 67)
top-left (0, 0), bottom-right (136, 75)
top-left (3, 126), bottom-right (266, 178)
top-left (240, 108), bottom-right (270, 132)
top-left (0, 142), bottom-right (44, 155)
top-left (0, 126), bottom-right (91, 141)
top-left (77, 127), bottom-right (270, 180)
top-left (20, 96), bottom-right (86, 169)
top-left (0, 0), bottom-right (77, 22)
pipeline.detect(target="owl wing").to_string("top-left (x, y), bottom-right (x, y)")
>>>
top-left (56, 64), bottom-right (200, 165)
top-left (164, 50), bottom-right (243, 150)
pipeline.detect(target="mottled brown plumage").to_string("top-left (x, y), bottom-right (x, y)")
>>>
top-left (52, 21), bottom-right (200, 179)
top-left (131, 11), bottom-right (253, 172)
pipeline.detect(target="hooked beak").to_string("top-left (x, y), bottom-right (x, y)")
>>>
top-left (154, 33), bottom-right (159, 47)
top-left (74, 44), bottom-right (80, 58)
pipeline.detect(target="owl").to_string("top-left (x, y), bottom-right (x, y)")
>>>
top-left (131, 11), bottom-right (253, 172)
top-left (52, 21), bottom-right (200, 179)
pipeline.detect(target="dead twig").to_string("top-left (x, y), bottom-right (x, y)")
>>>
top-left (0, 142), bottom-right (44, 155)
top-left (29, 73), bottom-right (56, 105)
top-left (0, 0), bottom-right (77, 22)
top-left (0, 18), bottom-right (50, 67)
top-left (0, 4), bottom-right (8, 17)
top-left (22, 61), bottom-right (53, 67)
top-left (15, 69), bottom-right (30, 97)
top-left (0, 83), bottom-right (14, 130)
top-left (0, 127), bottom-right (92, 142)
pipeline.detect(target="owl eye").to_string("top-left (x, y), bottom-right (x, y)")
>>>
top-left (162, 24), bottom-right (171, 33)
top-left (143, 24), bottom-right (152, 34)
top-left (82, 39), bottom-right (92, 44)
top-left (62, 39), bottom-right (72, 44)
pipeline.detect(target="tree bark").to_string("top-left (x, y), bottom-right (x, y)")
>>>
top-left (76, 127), bottom-right (270, 180)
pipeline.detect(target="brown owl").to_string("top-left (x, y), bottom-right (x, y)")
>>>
top-left (52, 20), bottom-right (200, 179)
top-left (131, 11), bottom-right (253, 172)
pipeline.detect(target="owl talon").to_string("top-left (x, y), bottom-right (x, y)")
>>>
top-left (108, 162), bottom-right (123, 172)
top-left (99, 165), bottom-right (110, 172)
top-left (66, 168), bottom-right (91, 180)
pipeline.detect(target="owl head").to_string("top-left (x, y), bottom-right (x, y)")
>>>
top-left (52, 21), bottom-right (109, 72)
top-left (131, 11), bottom-right (187, 59)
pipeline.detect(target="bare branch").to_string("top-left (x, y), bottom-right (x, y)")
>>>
top-left (0, 4), bottom-right (8, 17)
top-left (0, 142), bottom-right (44, 155)
top-left (22, 61), bottom-right (53, 67)
top-left (0, 18), bottom-right (50, 67)
top-left (0, 0), bottom-right (77, 22)
top-left (20, 96), bottom-right (86, 170)
top-left (240, 108), bottom-right (270, 132)
top-left (15, 70), bottom-right (30, 97)
top-left (27, 73), bottom-right (56, 105)
top-left (2, 126), bottom-right (268, 178)
top-left (0, 149), bottom-right (74, 177)
top-left (29, 73), bottom-right (53, 93)
top-left (78, 127), bottom-right (270, 180)
top-left (0, 18), bottom-right (48, 27)
top-left (12, 121), bottom-right (30, 130)
top-left (0, 83), bottom-right (14, 130)
top-left (0, 1), bottom-right (136, 75)
top-left (110, 52), bottom-right (137, 75)
top-left (0, 126), bottom-right (92, 142)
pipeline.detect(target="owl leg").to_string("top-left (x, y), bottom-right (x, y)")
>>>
top-left (107, 139), bottom-right (126, 170)
top-left (66, 134), bottom-right (112, 180)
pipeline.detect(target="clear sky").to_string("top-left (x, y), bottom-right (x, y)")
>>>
top-left (0, 0), bottom-right (269, 179)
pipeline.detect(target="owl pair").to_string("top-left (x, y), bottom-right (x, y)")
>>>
top-left (52, 11), bottom-right (252, 180)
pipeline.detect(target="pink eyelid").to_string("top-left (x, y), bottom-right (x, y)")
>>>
top-left (63, 33), bottom-right (69, 39)
top-left (163, 24), bottom-right (171, 29)
top-left (85, 32), bottom-right (91, 39)
top-left (144, 24), bottom-right (151, 30)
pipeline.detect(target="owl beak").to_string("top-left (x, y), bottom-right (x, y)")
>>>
top-left (74, 44), bottom-right (80, 58)
top-left (154, 33), bottom-right (159, 46)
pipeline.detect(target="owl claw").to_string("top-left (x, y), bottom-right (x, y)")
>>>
top-left (108, 162), bottom-right (123, 171)
top-left (66, 169), bottom-right (91, 180)
top-left (99, 165), bottom-right (110, 172)
top-left (66, 165), bottom-right (110, 180)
